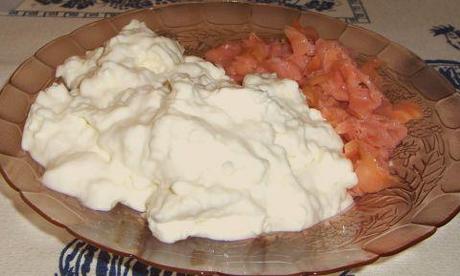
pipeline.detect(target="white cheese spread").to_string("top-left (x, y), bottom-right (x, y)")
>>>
top-left (22, 20), bottom-right (357, 243)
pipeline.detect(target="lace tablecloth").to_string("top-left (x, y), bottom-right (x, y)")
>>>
top-left (0, 1), bottom-right (459, 275)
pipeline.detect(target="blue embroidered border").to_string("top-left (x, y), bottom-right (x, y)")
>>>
top-left (56, 239), bottom-right (182, 276)
top-left (6, 0), bottom-right (370, 23)
top-left (426, 59), bottom-right (460, 90)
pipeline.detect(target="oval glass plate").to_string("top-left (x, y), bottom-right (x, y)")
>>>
top-left (1, 2), bottom-right (460, 275)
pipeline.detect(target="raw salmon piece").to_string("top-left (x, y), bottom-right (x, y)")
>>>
top-left (228, 54), bottom-right (258, 77)
top-left (243, 33), bottom-right (270, 61)
top-left (306, 72), bottom-right (330, 86)
top-left (354, 150), bottom-right (396, 194)
top-left (205, 42), bottom-right (242, 67)
top-left (336, 115), bottom-right (407, 152)
top-left (344, 140), bottom-right (360, 164)
top-left (302, 85), bottom-right (321, 107)
top-left (321, 106), bottom-right (350, 127)
top-left (317, 70), bottom-right (348, 102)
top-left (344, 140), bottom-right (395, 195)
top-left (315, 40), bottom-right (351, 72)
top-left (347, 86), bottom-right (378, 118)
top-left (391, 100), bottom-right (423, 124)
top-left (287, 54), bottom-right (310, 71)
top-left (317, 93), bottom-right (340, 109)
top-left (264, 57), bottom-right (303, 82)
top-left (269, 39), bottom-right (292, 58)
top-left (374, 98), bottom-right (394, 117)
top-left (284, 25), bottom-right (315, 56)
top-left (339, 63), bottom-right (382, 118)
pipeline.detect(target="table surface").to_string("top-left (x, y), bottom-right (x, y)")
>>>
top-left (0, 1), bottom-right (459, 275)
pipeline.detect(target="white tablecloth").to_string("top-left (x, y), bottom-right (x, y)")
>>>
top-left (0, 1), bottom-right (459, 275)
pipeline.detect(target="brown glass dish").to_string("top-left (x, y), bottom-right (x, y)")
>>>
top-left (1, 2), bottom-right (459, 275)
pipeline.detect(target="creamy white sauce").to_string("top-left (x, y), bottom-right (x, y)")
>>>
top-left (22, 20), bottom-right (357, 243)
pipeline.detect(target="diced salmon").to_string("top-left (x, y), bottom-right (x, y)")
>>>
top-left (340, 63), bottom-right (382, 118)
top-left (336, 115), bottom-right (407, 151)
top-left (374, 98), bottom-right (394, 117)
top-left (344, 140), bottom-right (360, 164)
top-left (264, 57), bottom-right (303, 82)
top-left (354, 147), bottom-right (396, 194)
top-left (269, 39), bottom-right (292, 58)
top-left (344, 140), bottom-right (395, 195)
top-left (244, 33), bottom-right (270, 61)
top-left (302, 85), bottom-right (321, 107)
top-left (284, 25), bottom-right (315, 56)
top-left (287, 54), bottom-right (310, 71)
top-left (315, 40), bottom-right (351, 72)
top-left (391, 100), bottom-right (423, 124)
top-left (321, 106), bottom-right (350, 127)
top-left (205, 42), bottom-right (242, 67)
top-left (228, 54), bottom-right (258, 77)
top-left (306, 72), bottom-right (330, 86)
top-left (304, 54), bottom-right (321, 76)
top-left (318, 93), bottom-right (340, 108)
top-left (347, 86), bottom-right (378, 118)
top-left (318, 71), bottom-right (348, 102)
